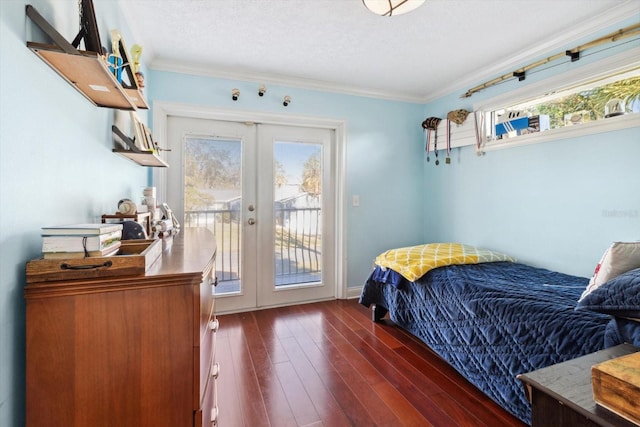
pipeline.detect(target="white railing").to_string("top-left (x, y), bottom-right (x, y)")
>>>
top-left (184, 207), bottom-right (321, 292)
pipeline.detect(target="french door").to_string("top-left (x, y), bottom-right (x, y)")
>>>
top-left (166, 116), bottom-right (336, 313)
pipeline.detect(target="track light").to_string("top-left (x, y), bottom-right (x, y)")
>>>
top-left (232, 88), bottom-right (240, 101)
top-left (283, 95), bottom-right (291, 107)
top-left (258, 85), bottom-right (266, 97)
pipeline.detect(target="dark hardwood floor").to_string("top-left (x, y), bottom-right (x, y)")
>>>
top-left (215, 299), bottom-right (527, 427)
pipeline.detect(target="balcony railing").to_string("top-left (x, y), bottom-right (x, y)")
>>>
top-left (184, 207), bottom-right (321, 293)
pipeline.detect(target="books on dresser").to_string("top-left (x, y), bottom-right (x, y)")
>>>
top-left (43, 243), bottom-right (121, 259)
top-left (42, 223), bottom-right (123, 236)
top-left (41, 223), bottom-right (123, 259)
top-left (42, 229), bottom-right (122, 252)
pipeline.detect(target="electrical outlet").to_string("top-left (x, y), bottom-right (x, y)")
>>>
top-left (352, 195), bottom-right (360, 207)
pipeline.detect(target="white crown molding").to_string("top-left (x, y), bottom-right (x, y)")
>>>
top-left (149, 59), bottom-right (426, 103)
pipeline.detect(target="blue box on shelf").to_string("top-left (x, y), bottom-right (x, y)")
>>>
top-left (495, 117), bottom-right (529, 136)
top-left (495, 115), bottom-right (550, 137)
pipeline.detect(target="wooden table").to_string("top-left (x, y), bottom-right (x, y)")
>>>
top-left (518, 344), bottom-right (639, 427)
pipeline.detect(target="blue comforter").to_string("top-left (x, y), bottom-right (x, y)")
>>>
top-left (359, 262), bottom-right (637, 425)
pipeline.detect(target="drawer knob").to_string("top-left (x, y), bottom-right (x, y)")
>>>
top-left (210, 318), bottom-right (219, 332)
top-left (211, 406), bottom-right (219, 424)
top-left (211, 362), bottom-right (220, 379)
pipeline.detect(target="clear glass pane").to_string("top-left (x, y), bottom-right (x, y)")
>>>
top-left (491, 70), bottom-right (640, 140)
top-left (273, 141), bottom-right (322, 287)
top-left (183, 137), bottom-right (242, 294)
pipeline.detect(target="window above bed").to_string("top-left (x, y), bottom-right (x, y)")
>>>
top-left (475, 48), bottom-right (640, 152)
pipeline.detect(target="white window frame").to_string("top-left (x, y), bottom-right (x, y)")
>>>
top-left (475, 46), bottom-right (640, 152)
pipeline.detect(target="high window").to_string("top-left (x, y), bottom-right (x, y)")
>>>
top-left (476, 51), bottom-right (640, 150)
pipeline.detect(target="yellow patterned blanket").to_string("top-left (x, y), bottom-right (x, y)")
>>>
top-left (374, 242), bottom-right (515, 282)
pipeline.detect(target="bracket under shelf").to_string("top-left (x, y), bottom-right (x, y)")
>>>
top-left (112, 125), bottom-right (168, 168)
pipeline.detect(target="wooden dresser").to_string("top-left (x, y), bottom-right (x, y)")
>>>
top-left (25, 228), bottom-right (219, 427)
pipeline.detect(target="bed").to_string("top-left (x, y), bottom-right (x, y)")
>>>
top-left (359, 242), bottom-right (640, 425)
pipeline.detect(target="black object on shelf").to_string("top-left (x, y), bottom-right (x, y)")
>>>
top-left (112, 125), bottom-right (168, 168)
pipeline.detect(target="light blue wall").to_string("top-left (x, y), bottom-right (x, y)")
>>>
top-left (421, 16), bottom-right (640, 277)
top-left (422, 128), bottom-right (640, 276)
top-left (0, 1), bottom-right (148, 426)
top-left (147, 71), bottom-right (426, 289)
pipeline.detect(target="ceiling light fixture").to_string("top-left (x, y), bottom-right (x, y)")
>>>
top-left (362, 0), bottom-right (425, 16)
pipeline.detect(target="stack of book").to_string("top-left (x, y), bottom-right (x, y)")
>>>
top-left (41, 223), bottom-right (123, 259)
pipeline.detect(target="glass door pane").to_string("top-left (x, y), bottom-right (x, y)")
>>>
top-left (184, 137), bottom-right (242, 295)
top-left (256, 123), bottom-right (334, 308)
top-left (273, 142), bottom-right (323, 287)
top-left (167, 116), bottom-right (334, 311)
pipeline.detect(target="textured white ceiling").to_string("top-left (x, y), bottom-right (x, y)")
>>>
top-left (118, 0), bottom-right (639, 102)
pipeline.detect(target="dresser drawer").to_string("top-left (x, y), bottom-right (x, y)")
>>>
top-left (194, 269), bottom-right (215, 410)
top-left (199, 314), bottom-right (218, 399)
top-left (199, 271), bottom-right (216, 343)
top-left (195, 361), bottom-right (219, 427)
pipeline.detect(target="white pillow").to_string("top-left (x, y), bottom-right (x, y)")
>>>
top-left (580, 241), bottom-right (640, 301)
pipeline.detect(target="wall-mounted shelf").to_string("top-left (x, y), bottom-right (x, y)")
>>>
top-left (112, 149), bottom-right (168, 167)
top-left (25, 5), bottom-right (148, 110)
top-left (112, 125), bottom-right (168, 168)
top-left (27, 42), bottom-right (146, 110)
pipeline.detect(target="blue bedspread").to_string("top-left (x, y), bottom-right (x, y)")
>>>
top-left (359, 262), bottom-right (638, 425)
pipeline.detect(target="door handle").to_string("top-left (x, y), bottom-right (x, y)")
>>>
top-left (247, 218), bottom-right (256, 225)
top-left (248, 204), bottom-right (255, 212)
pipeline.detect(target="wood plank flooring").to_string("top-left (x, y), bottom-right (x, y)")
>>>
top-left (215, 299), bottom-right (527, 427)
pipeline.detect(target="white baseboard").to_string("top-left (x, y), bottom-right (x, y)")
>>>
top-left (345, 285), bottom-right (363, 300)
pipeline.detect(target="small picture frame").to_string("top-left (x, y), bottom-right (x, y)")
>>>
top-left (142, 124), bottom-right (156, 152)
top-left (129, 112), bottom-right (150, 151)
